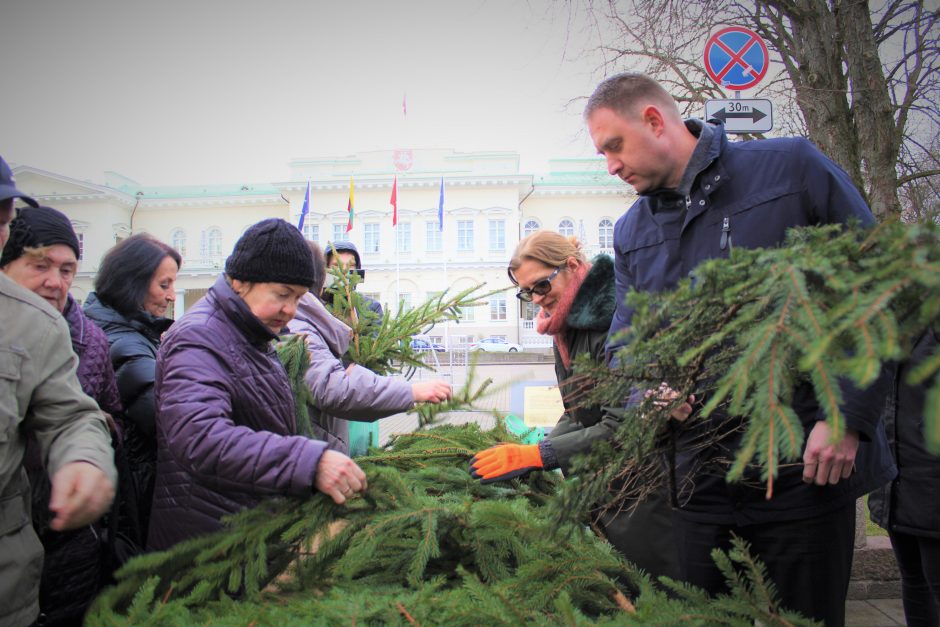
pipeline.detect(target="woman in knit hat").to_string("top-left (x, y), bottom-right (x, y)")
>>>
top-left (1, 205), bottom-right (127, 624)
top-left (148, 218), bottom-right (365, 550)
top-left (469, 230), bottom-right (680, 581)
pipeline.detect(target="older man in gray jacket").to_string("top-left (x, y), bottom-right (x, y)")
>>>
top-left (0, 156), bottom-right (116, 626)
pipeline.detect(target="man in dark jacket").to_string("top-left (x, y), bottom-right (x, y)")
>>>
top-left (323, 241), bottom-right (383, 318)
top-left (585, 73), bottom-right (895, 626)
top-left (869, 328), bottom-right (940, 625)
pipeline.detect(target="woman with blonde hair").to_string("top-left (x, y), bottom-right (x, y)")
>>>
top-left (470, 229), bottom-right (679, 580)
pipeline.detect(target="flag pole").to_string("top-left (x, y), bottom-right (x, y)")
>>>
top-left (439, 176), bottom-right (449, 352)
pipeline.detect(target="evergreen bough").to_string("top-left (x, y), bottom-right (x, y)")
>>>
top-left (558, 220), bottom-right (939, 523)
top-left (89, 424), bottom-right (814, 626)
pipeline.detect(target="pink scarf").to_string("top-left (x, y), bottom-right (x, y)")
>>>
top-left (534, 262), bottom-right (591, 369)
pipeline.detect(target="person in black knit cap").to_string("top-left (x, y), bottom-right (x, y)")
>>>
top-left (148, 218), bottom-right (367, 550)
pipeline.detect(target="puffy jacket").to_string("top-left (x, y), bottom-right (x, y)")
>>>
top-left (84, 292), bottom-right (170, 542)
top-left (148, 275), bottom-right (328, 550)
top-left (607, 120), bottom-right (895, 525)
top-left (286, 293), bottom-right (413, 453)
top-left (0, 273), bottom-right (116, 627)
top-left (869, 328), bottom-right (940, 538)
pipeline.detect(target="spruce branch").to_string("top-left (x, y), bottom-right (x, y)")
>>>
top-left (560, 221), bottom-right (940, 521)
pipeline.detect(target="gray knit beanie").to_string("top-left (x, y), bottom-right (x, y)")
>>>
top-left (225, 218), bottom-right (315, 288)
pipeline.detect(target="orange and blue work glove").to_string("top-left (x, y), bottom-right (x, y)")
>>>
top-left (469, 443), bottom-right (545, 484)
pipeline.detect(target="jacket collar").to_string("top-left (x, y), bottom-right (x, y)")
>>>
top-left (566, 254), bottom-right (616, 332)
top-left (209, 274), bottom-right (279, 348)
top-left (83, 291), bottom-right (173, 343)
top-left (644, 119), bottom-right (726, 206)
top-left (63, 294), bottom-right (87, 353)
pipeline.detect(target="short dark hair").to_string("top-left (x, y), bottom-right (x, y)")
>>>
top-left (584, 72), bottom-right (678, 121)
top-left (306, 240), bottom-right (327, 296)
top-left (95, 233), bottom-right (181, 317)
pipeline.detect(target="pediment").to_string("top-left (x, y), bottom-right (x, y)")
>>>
top-left (12, 168), bottom-right (108, 198)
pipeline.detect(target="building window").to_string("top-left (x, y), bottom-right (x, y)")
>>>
top-left (396, 222), bottom-right (412, 253)
top-left (558, 219), bottom-right (575, 237)
top-left (489, 294), bottom-right (507, 321)
top-left (460, 304), bottom-right (475, 322)
top-left (426, 221), bottom-right (442, 252)
top-left (523, 219), bottom-right (540, 237)
top-left (521, 300), bottom-right (539, 321)
top-left (303, 222), bottom-right (319, 243)
top-left (488, 219), bottom-right (505, 251)
top-left (364, 223), bottom-right (380, 254)
top-left (171, 229), bottom-right (186, 258)
top-left (76, 233), bottom-right (85, 260)
top-left (398, 292), bottom-right (412, 311)
top-left (332, 223), bottom-right (346, 244)
top-left (457, 220), bottom-right (474, 251)
top-left (207, 228), bottom-right (222, 258)
top-left (598, 219), bottom-right (614, 249)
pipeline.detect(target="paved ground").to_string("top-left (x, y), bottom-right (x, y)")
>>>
top-left (378, 361), bottom-right (907, 626)
top-left (846, 599), bottom-right (906, 626)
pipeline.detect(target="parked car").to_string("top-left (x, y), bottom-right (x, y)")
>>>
top-left (410, 337), bottom-right (446, 352)
top-left (469, 337), bottom-right (523, 353)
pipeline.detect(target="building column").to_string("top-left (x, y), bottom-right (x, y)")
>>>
top-left (174, 288), bottom-right (186, 319)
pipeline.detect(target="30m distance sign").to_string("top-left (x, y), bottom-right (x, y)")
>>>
top-left (704, 98), bottom-right (773, 134)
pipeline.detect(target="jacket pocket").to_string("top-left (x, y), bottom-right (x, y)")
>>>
top-left (704, 187), bottom-right (809, 251)
top-left (0, 348), bottom-right (23, 444)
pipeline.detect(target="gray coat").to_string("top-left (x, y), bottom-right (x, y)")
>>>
top-left (0, 273), bottom-right (116, 627)
top-left (286, 293), bottom-right (413, 454)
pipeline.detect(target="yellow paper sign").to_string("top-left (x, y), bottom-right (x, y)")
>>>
top-left (523, 385), bottom-right (565, 428)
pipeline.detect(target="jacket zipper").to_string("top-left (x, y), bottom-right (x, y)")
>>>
top-left (720, 216), bottom-right (732, 251)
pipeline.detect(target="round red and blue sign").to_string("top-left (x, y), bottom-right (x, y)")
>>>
top-left (704, 26), bottom-right (769, 91)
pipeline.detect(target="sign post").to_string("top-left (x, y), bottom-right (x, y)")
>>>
top-left (703, 25), bottom-right (773, 134)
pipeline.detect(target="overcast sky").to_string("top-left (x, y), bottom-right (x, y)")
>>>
top-left (1, 0), bottom-right (614, 185)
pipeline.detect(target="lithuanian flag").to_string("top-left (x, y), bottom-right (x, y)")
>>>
top-left (345, 177), bottom-right (355, 232)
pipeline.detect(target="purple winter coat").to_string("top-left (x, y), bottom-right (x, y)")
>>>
top-left (148, 275), bottom-right (328, 550)
top-left (286, 293), bottom-right (413, 453)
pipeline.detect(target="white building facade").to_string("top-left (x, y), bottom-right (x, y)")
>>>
top-left (11, 149), bottom-right (635, 349)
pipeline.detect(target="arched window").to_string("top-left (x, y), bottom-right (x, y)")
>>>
top-left (207, 228), bottom-right (223, 258)
top-left (558, 219), bottom-right (575, 237)
top-left (598, 219), bottom-right (614, 249)
top-left (523, 219), bottom-right (540, 237)
top-left (171, 229), bottom-right (186, 258)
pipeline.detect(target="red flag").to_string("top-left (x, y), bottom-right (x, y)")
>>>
top-left (391, 176), bottom-right (398, 226)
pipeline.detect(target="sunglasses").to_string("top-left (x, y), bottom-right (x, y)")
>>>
top-left (512, 265), bottom-right (564, 302)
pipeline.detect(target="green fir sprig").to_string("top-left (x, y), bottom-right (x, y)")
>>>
top-left (558, 221), bottom-right (939, 524)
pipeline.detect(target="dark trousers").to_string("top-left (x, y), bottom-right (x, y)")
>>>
top-left (888, 530), bottom-right (940, 627)
top-left (673, 502), bottom-right (855, 626)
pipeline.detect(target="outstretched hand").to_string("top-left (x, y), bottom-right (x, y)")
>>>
top-left (412, 380), bottom-right (453, 404)
top-left (316, 450), bottom-right (368, 504)
top-left (49, 461), bottom-right (115, 531)
top-left (469, 443), bottom-right (543, 484)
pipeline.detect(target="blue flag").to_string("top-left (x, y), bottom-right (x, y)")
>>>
top-left (437, 177), bottom-right (444, 232)
top-left (297, 180), bottom-right (311, 231)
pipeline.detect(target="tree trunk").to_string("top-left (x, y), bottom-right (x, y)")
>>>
top-left (768, 0), bottom-right (867, 198)
top-left (836, 0), bottom-right (902, 218)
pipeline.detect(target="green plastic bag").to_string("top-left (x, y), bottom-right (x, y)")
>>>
top-left (347, 421), bottom-right (379, 457)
